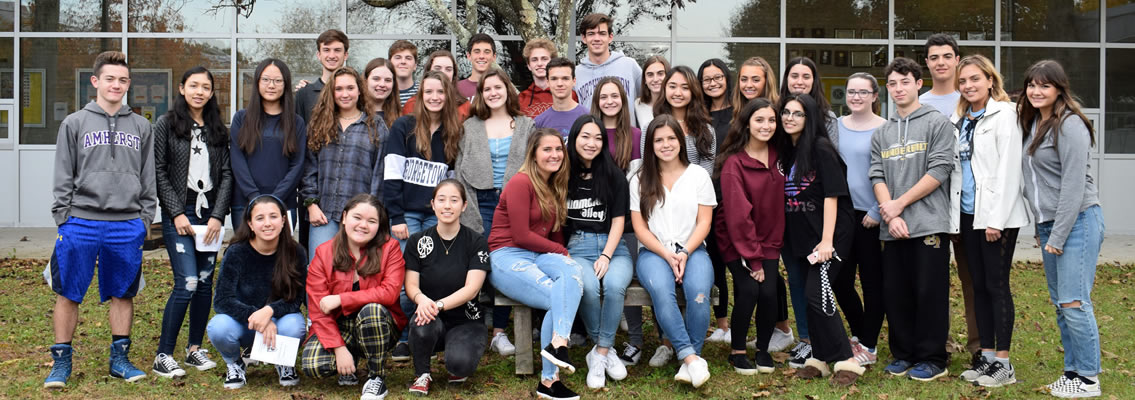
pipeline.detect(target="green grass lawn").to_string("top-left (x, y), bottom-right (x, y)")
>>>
top-left (1, 256), bottom-right (1132, 399)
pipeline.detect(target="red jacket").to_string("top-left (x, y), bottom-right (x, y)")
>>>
top-left (487, 172), bottom-right (567, 255)
top-left (306, 238), bottom-right (408, 348)
top-left (716, 148), bottom-right (786, 269)
top-left (518, 83), bottom-right (579, 119)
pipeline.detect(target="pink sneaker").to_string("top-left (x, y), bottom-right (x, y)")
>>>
top-left (851, 342), bottom-right (877, 366)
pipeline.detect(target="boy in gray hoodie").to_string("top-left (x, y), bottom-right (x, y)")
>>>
top-left (575, 13), bottom-right (643, 125)
top-left (44, 51), bottom-right (156, 389)
top-left (869, 57), bottom-right (961, 382)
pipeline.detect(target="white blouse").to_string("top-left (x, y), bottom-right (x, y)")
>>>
top-left (629, 164), bottom-right (717, 250)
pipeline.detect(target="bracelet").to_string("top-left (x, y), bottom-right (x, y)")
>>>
top-left (599, 253), bottom-right (612, 261)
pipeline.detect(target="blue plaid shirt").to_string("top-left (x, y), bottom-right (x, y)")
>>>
top-left (301, 116), bottom-right (389, 222)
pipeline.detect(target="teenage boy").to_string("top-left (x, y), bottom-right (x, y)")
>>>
top-left (296, 29), bottom-right (349, 124)
top-left (45, 51), bottom-right (157, 388)
top-left (518, 38), bottom-right (578, 118)
top-left (534, 57), bottom-right (590, 137)
top-left (870, 57), bottom-right (961, 382)
top-left (575, 13), bottom-right (642, 124)
top-left (390, 40), bottom-right (419, 106)
top-left (457, 33), bottom-right (495, 100)
top-left (919, 33), bottom-right (982, 360)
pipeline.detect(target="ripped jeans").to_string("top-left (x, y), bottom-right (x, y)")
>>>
top-left (489, 246), bottom-right (585, 381)
top-left (1038, 205), bottom-right (1105, 377)
top-left (157, 206), bottom-right (219, 356)
top-left (636, 246), bottom-right (714, 361)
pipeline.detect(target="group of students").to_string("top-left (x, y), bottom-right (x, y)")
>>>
top-left (44, 11), bottom-right (1106, 400)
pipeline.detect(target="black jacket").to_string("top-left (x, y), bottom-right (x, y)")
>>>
top-left (154, 114), bottom-right (233, 221)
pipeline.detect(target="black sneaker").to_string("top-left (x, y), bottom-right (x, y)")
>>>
top-left (339, 374), bottom-right (360, 386)
top-left (960, 352), bottom-right (990, 382)
top-left (361, 375), bottom-right (389, 400)
top-left (618, 343), bottom-right (642, 366)
top-left (184, 348), bottom-right (217, 371)
top-left (754, 350), bottom-right (775, 374)
top-left (540, 343), bottom-right (575, 374)
top-left (787, 342), bottom-right (812, 368)
top-left (536, 380), bottom-right (580, 400)
top-left (392, 342), bottom-right (411, 362)
top-left (152, 353), bottom-right (186, 378)
top-left (729, 353), bottom-right (757, 375)
top-left (223, 361), bottom-right (247, 389)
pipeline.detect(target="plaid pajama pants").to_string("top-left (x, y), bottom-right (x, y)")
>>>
top-left (301, 303), bottom-right (398, 378)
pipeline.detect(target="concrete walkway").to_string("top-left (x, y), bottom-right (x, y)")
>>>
top-left (3, 227), bottom-right (1133, 263)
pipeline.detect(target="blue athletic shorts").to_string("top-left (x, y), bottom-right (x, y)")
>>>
top-left (50, 217), bottom-right (145, 303)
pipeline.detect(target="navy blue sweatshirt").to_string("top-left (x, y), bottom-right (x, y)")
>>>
top-left (213, 241), bottom-right (308, 324)
top-left (229, 110), bottom-right (308, 209)
top-left (382, 115), bottom-right (453, 225)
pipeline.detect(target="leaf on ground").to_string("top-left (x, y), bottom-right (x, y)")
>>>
top-left (846, 385), bottom-right (860, 395)
top-left (770, 352), bottom-right (790, 362)
top-left (290, 394), bottom-right (324, 400)
top-left (876, 393), bottom-right (889, 400)
top-left (752, 390), bottom-right (771, 398)
top-left (805, 395), bottom-right (820, 400)
top-left (782, 368), bottom-right (797, 376)
top-left (1101, 349), bottom-right (1118, 359)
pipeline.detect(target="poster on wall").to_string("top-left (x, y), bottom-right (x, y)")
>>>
top-left (0, 68), bottom-right (47, 128)
top-left (77, 69), bottom-right (172, 124)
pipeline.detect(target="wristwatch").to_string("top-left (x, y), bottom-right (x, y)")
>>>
top-left (435, 300), bottom-right (445, 310)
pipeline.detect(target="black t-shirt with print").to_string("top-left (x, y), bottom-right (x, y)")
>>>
top-left (783, 142), bottom-right (856, 257)
top-left (566, 173), bottom-right (630, 235)
top-left (404, 225), bottom-right (490, 325)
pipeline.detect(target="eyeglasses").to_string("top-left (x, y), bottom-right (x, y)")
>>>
top-left (847, 89), bottom-right (875, 98)
top-left (780, 110), bottom-right (806, 119)
top-left (260, 77), bottom-right (284, 86)
top-left (701, 74), bottom-right (726, 85)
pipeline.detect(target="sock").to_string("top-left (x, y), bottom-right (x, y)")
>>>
top-left (994, 356), bottom-right (1011, 370)
top-left (55, 342), bottom-right (72, 347)
top-left (1079, 375), bottom-right (1097, 385)
top-left (981, 350), bottom-right (995, 363)
top-left (112, 335), bottom-right (129, 343)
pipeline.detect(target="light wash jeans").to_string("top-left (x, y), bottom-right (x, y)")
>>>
top-left (782, 254), bottom-right (810, 340)
top-left (1037, 205), bottom-right (1104, 377)
top-left (636, 246), bottom-right (714, 361)
top-left (570, 231), bottom-right (632, 349)
top-left (397, 210), bottom-right (438, 252)
top-left (206, 313), bottom-right (307, 365)
top-left (490, 246), bottom-right (585, 381)
top-left (308, 220), bottom-right (340, 262)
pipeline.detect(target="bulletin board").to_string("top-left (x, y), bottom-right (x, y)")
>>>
top-left (76, 68), bottom-right (173, 123)
top-left (0, 68), bottom-right (46, 128)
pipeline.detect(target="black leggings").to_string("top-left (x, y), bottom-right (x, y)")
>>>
top-left (408, 318), bottom-right (488, 377)
top-left (960, 213), bottom-right (1019, 352)
top-left (727, 259), bottom-right (780, 352)
top-left (833, 210), bottom-right (885, 349)
top-left (705, 223), bottom-right (730, 320)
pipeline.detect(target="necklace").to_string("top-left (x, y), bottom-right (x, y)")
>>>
top-left (339, 113), bottom-right (361, 121)
top-left (440, 236), bottom-right (456, 255)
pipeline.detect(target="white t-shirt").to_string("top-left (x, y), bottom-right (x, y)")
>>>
top-left (629, 164), bottom-right (717, 250)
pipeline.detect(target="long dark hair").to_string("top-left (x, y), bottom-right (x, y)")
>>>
top-left (780, 57), bottom-right (834, 126)
top-left (775, 93), bottom-right (833, 186)
top-left (231, 195), bottom-right (303, 303)
top-left (167, 66), bottom-right (228, 145)
top-left (1017, 60), bottom-right (1095, 155)
top-left (238, 58), bottom-right (298, 156)
top-left (332, 194), bottom-right (392, 277)
top-left (655, 65), bottom-right (713, 159)
top-left (636, 114), bottom-right (689, 223)
top-left (589, 77), bottom-right (635, 170)
top-left (698, 58), bottom-right (734, 111)
top-left (715, 98), bottom-right (775, 180)
top-left (363, 57), bottom-right (401, 128)
top-left (567, 115), bottom-right (627, 213)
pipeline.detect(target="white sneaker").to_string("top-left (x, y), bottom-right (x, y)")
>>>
top-left (768, 327), bottom-right (794, 352)
top-left (686, 356), bottom-right (711, 388)
top-left (604, 348), bottom-right (628, 380)
top-left (673, 361), bottom-right (691, 383)
top-left (707, 328), bottom-right (731, 343)
top-left (585, 347), bottom-right (606, 389)
top-left (490, 332), bottom-right (516, 356)
top-left (648, 345), bottom-right (674, 367)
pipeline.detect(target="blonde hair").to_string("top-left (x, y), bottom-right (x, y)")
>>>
top-left (731, 57), bottom-right (779, 120)
top-left (955, 54), bottom-right (1009, 117)
top-left (522, 38), bottom-right (558, 59)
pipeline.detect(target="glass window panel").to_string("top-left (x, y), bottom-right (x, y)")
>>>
top-left (128, 0), bottom-right (232, 33)
top-left (1002, 0), bottom-right (1100, 42)
top-left (1000, 47), bottom-right (1099, 108)
top-left (785, 0), bottom-right (886, 39)
top-left (0, 38), bottom-right (12, 98)
top-left (237, 39), bottom-right (321, 110)
top-left (20, 38), bottom-right (118, 145)
top-left (1106, 49), bottom-right (1135, 153)
top-left (574, 41), bottom-right (670, 67)
top-left (673, 42), bottom-right (779, 77)
top-left (1107, 1), bottom-right (1135, 42)
top-left (348, 0), bottom-right (446, 35)
top-left (576, 1), bottom-right (670, 38)
top-left (786, 44), bottom-right (887, 116)
top-left (0, 0), bottom-right (14, 31)
top-left (894, 0), bottom-right (994, 41)
top-left (128, 39), bottom-right (233, 120)
top-left (21, 0), bottom-right (121, 32)
top-left (0, 110), bottom-right (8, 138)
top-left (238, 0), bottom-right (339, 34)
top-left (677, 0), bottom-right (778, 38)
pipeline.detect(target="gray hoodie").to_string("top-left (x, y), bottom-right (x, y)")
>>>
top-left (575, 51), bottom-right (643, 124)
top-left (869, 104), bottom-right (961, 241)
top-left (1021, 113), bottom-right (1100, 250)
top-left (52, 102), bottom-right (156, 226)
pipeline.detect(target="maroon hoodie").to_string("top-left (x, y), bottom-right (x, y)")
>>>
top-left (715, 147), bottom-right (786, 270)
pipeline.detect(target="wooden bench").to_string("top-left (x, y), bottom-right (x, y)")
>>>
top-left (494, 282), bottom-right (719, 375)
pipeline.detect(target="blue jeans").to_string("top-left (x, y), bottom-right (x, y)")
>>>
top-left (783, 254), bottom-right (810, 340)
top-left (477, 189), bottom-right (501, 234)
top-left (206, 313), bottom-right (307, 365)
top-left (157, 206), bottom-right (218, 355)
top-left (308, 219), bottom-right (340, 262)
top-left (636, 246), bottom-right (714, 361)
top-left (1037, 205), bottom-right (1104, 377)
top-left (490, 246), bottom-right (585, 381)
top-left (570, 232), bottom-right (632, 349)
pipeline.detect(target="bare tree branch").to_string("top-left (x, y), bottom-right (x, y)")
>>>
top-left (464, 0), bottom-right (479, 35)
top-left (359, 0), bottom-right (415, 6)
top-left (424, 0), bottom-right (471, 46)
top-left (553, 0), bottom-right (572, 55)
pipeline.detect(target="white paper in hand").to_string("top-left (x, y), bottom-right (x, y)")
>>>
top-left (192, 224), bottom-right (225, 252)
top-left (251, 331), bottom-right (300, 367)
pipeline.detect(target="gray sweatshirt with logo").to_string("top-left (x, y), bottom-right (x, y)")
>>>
top-left (869, 104), bottom-right (960, 241)
top-left (1021, 114), bottom-right (1100, 250)
top-left (52, 102), bottom-right (156, 226)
